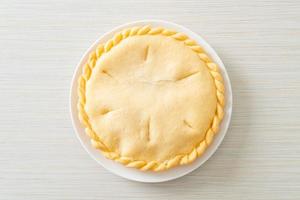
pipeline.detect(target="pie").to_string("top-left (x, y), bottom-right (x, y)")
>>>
top-left (77, 25), bottom-right (225, 171)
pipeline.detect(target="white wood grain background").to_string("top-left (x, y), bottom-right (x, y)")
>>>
top-left (0, 0), bottom-right (299, 199)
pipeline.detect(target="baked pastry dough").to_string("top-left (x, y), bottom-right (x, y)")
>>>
top-left (78, 25), bottom-right (225, 171)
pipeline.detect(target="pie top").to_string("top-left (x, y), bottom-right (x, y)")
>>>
top-left (78, 26), bottom-right (225, 171)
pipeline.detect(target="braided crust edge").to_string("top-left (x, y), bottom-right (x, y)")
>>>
top-left (77, 25), bottom-right (225, 171)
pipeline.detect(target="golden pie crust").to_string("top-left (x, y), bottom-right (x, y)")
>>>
top-left (77, 25), bottom-right (225, 171)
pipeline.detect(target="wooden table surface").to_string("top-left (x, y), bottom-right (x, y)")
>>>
top-left (1, 0), bottom-right (299, 199)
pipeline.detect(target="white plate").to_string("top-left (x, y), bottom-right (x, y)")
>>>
top-left (70, 20), bottom-right (232, 183)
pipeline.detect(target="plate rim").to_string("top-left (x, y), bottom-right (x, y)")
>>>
top-left (69, 19), bottom-right (233, 183)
